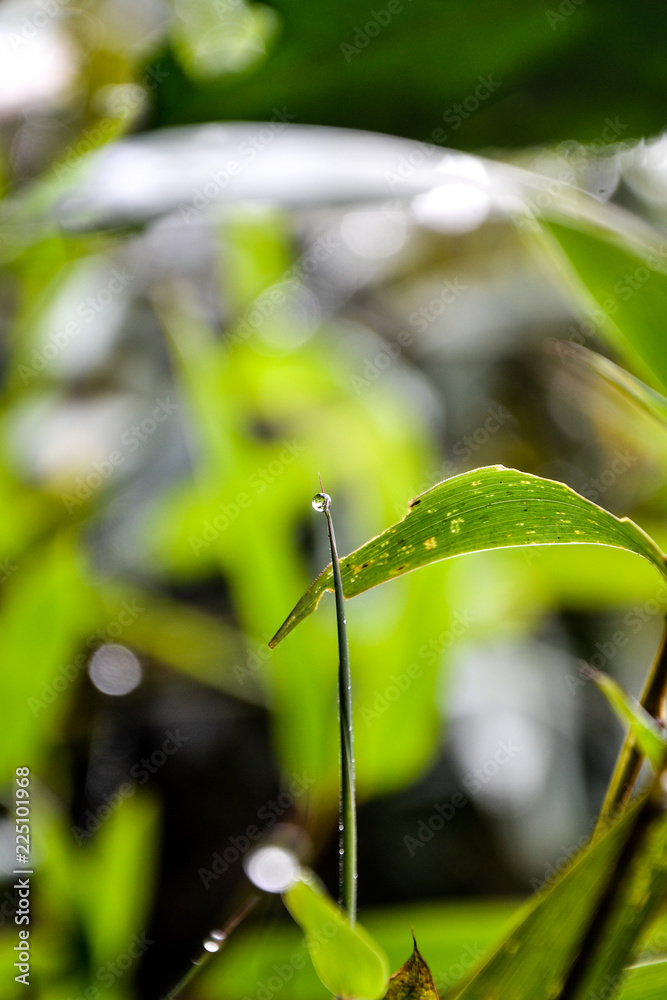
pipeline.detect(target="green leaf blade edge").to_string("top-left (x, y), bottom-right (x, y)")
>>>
top-left (283, 872), bottom-right (389, 1000)
top-left (270, 466), bottom-right (666, 647)
top-left (586, 666), bottom-right (667, 772)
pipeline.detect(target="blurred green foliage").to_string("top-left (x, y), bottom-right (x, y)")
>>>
top-left (2, 1), bottom-right (667, 998)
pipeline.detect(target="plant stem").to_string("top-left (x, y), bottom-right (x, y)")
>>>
top-left (316, 484), bottom-right (357, 926)
top-left (595, 614), bottom-right (667, 835)
top-left (559, 788), bottom-right (663, 1000)
top-left (160, 893), bottom-right (260, 1000)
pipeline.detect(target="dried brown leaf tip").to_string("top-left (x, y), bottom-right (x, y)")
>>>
top-left (383, 933), bottom-right (439, 1000)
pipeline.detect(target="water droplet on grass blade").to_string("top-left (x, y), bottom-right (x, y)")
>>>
top-left (312, 492), bottom-right (330, 512)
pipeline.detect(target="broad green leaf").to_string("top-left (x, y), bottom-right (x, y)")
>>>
top-left (270, 466), bottom-right (666, 646)
top-left (283, 871), bottom-right (389, 1000)
top-left (585, 665), bottom-right (667, 772)
top-left (451, 795), bottom-right (667, 1000)
top-left (620, 961), bottom-right (667, 1000)
top-left (383, 935), bottom-right (439, 1000)
top-left (544, 221), bottom-right (667, 393)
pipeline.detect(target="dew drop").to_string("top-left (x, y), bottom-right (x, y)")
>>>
top-left (204, 939), bottom-right (221, 953)
top-left (312, 492), bottom-right (330, 512)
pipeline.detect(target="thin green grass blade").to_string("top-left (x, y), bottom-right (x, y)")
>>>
top-left (619, 961), bottom-right (667, 1000)
top-left (450, 794), bottom-right (667, 1000)
top-left (551, 340), bottom-right (667, 428)
top-left (270, 466), bottom-right (666, 647)
top-left (313, 487), bottom-right (358, 924)
top-left (585, 666), bottom-right (667, 772)
top-left (596, 629), bottom-right (667, 833)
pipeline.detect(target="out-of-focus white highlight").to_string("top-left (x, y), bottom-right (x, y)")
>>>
top-left (413, 182), bottom-right (490, 234)
top-left (244, 846), bottom-right (299, 893)
top-left (413, 155), bottom-right (491, 233)
top-left (89, 644), bottom-right (142, 696)
top-left (340, 205), bottom-right (408, 258)
top-left (0, 15), bottom-right (75, 119)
